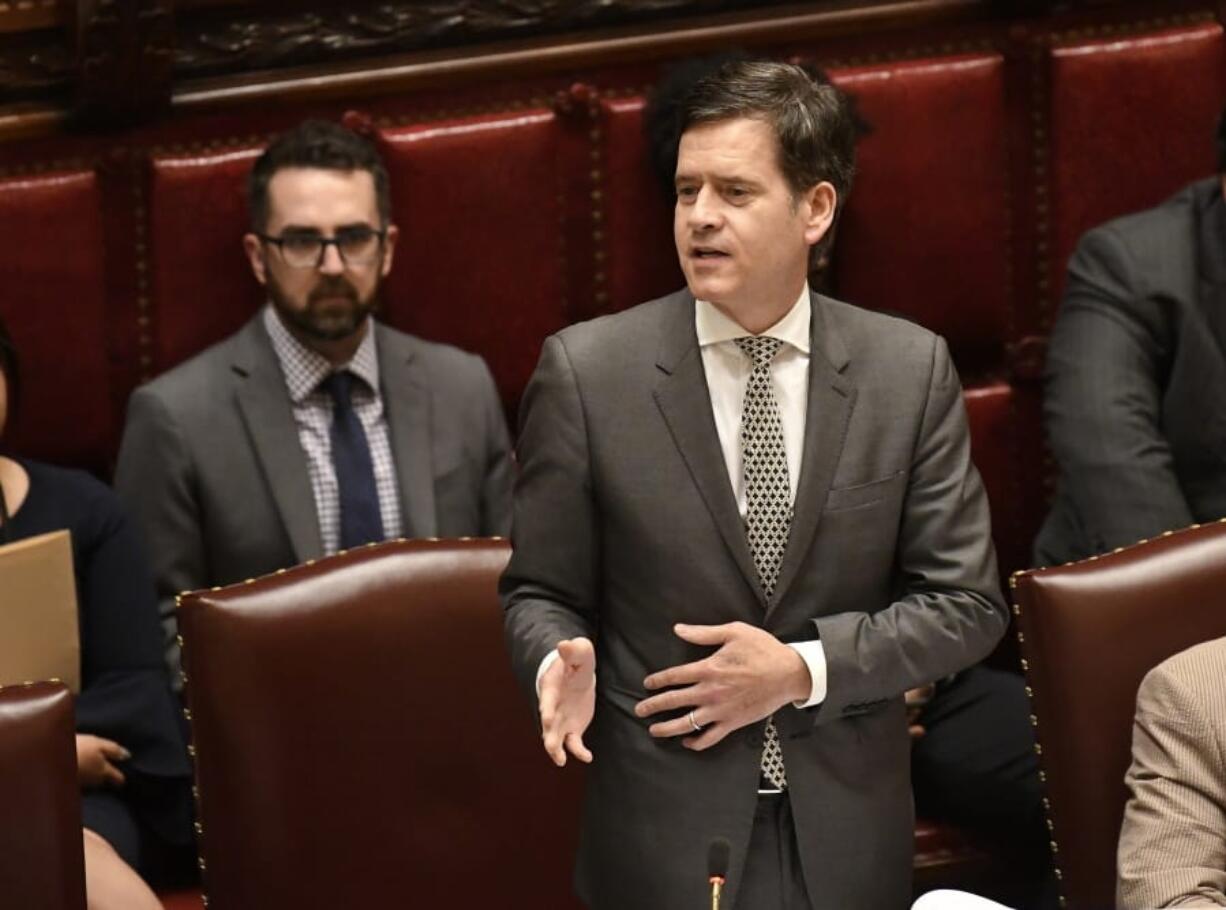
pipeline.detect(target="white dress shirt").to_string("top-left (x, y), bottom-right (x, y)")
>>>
top-left (538, 285), bottom-right (827, 710)
top-left (696, 285), bottom-right (826, 708)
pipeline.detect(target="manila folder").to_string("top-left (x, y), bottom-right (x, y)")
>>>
top-left (0, 529), bottom-right (80, 693)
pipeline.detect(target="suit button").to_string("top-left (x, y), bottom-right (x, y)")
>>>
top-left (746, 730), bottom-right (761, 748)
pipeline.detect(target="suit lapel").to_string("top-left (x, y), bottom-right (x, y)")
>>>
top-left (232, 317), bottom-right (324, 563)
top-left (652, 293), bottom-right (764, 605)
top-left (377, 326), bottom-right (437, 538)
top-left (770, 293), bottom-right (855, 614)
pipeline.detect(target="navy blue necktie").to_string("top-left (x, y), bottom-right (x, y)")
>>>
top-left (320, 371), bottom-right (384, 550)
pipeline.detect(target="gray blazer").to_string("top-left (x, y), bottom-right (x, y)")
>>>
top-left (1117, 636), bottom-right (1226, 908)
top-left (1036, 178), bottom-right (1226, 566)
top-left (502, 289), bottom-right (1006, 909)
top-left (115, 314), bottom-right (513, 680)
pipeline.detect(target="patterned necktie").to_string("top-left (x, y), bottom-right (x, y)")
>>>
top-left (735, 335), bottom-right (791, 790)
top-left (320, 371), bottom-right (385, 550)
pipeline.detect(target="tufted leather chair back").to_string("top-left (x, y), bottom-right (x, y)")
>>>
top-left (178, 537), bottom-right (585, 908)
top-left (0, 681), bottom-right (86, 910)
top-left (1012, 520), bottom-right (1226, 909)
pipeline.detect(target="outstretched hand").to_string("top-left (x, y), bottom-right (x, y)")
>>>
top-left (634, 622), bottom-right (811, 751)
top-left (539, 637), bottom-right (596, 767)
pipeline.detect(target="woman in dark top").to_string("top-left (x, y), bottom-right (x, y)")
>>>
top-left (0, 317), bottom-right (193, 908)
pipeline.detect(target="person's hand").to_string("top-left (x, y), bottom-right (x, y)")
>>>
top-left (76, 734), bottom-right (129, 789)
top-left (905, 684), bottom-right (935, 739)
top-left (539, 637), bottom-right (596, 767)
top-left (634, 622), bottom-right (811, 750)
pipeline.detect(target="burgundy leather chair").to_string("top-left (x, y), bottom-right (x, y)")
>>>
top-left (1012, 520), bottom-right (1226, 909)
top-left (0, 681), bottom-right (86, 910)
top-left (177, 538), bottom-right (585, 909)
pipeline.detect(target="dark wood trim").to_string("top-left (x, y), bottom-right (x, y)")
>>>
top-left (0, 0), bottom-right (60, 35)
top-left (73, 0), bottom-right (174, 126)
top-left (0, 104), bottom-right (67, 140)
top-left (171, 0), bottom-right (988, 111)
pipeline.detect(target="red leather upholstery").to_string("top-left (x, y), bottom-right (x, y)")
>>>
top-left (834, 53), bottom-right (1010, 375)
top-left (1012, 521), bottom-right (1226, 909)
top-left (379, 111), bottom-right (577, 422)
top-left (0, 681), bottom-right (86, 910)
top-left (157, 890), bottom-right (203, 909)
top-left (598, 95), bottom-right (685, 315)
top-left (964, 382), bottom-right (1029, 579)
top-left (0, 170), bottom-right (114, 471)
top-left (148, 148), bottom-right (264, 375)
top-left (912, 817), bottom-right (996, 892)
top-left (178, 539), bottom-right (585, 908)
top-left (1048, 23), bottom-right (1226, 300)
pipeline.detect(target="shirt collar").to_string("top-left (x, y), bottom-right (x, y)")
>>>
top-left (694, 284), bottom-right (811, 355)
top-left (263, 305), bottom-right (381, 403)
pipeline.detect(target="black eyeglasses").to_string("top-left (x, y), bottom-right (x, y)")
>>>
top-left (258, 227), bottom-right (387, 269)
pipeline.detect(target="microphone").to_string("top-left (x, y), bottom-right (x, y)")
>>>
top-left (707, 837), bottom-right (731, 910)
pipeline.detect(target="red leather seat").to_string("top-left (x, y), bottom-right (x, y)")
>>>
top-left (1047, 22), bottom-right (1226, 302)
top-left (1012, 520), bottom-right (1226, 908)
top-left (156, 890), bottom-right (203, 909)
top-left (177, 538), bottom-right (585, 908)
top-left (0, 681), bottom-right (86, 910)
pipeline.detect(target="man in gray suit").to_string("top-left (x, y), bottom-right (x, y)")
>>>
top-left (1035, 107), bottom-right (1226, 566)
top-left (502, 61), bottom-right (1007, 909)
top-left (117, 120), bottom-right (513, 681)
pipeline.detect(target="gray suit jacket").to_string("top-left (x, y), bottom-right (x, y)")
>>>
top-left (502, 289), bottom-right (1006, 909)
top-left (1118, 636), bottom-right (1226, 908)
top-left (115, 314), bottom-right (513, 680)
top-left (1036, 178), bottom-right (1226, 566)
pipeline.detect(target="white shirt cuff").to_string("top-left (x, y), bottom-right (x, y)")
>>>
top-left (535, 649), bottom-right (561, 699)
top-left (788, 640), bottom-right (827, 708)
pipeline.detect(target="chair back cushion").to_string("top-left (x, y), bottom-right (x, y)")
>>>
top-left (1012, 520), bottom-right (1226, 908)
top-left (0, 681), bottom-right (85, 910)
top-left (178, 538), bottom-right (584, 908)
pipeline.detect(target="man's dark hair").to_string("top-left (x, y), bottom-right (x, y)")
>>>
top-left (675, 59), bottom-right (859, 264)
top-left (248, 120), bottom-right (392, 232)
top-left (644, 52), bottom-right (869, 200)
top-left (1218, 103), bottom-right (1226, 174)
top-left (0, 312), bottom-right (19, 421)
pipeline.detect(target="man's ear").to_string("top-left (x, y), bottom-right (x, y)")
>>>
top-left (380, 224), bottom-right (399, 277)
top-left (243, 233), bottom-right (268, 286)
top-left (802, 182), bottom-right (837, 249)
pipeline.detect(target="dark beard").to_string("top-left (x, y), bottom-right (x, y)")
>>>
top-left (266, 273), bottom-right (380, 343)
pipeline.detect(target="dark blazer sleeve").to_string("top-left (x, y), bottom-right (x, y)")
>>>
top-left (1044, 224), bottom-right (1194, 553)
top-left (74, 488), bottom-right (190, 774)
top-left (114, 385), bottom-right (206, 685)
top-left (475, 358), bottom-right (514, 537)
top-left (72, 482), bottom-right (194, 846)
top-left (812, 335), bottom-right (1007, 718)
top-left (501, 335), bottom-right (599, 704)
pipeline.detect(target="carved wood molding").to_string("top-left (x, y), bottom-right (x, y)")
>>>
top-left (173, 0), bottom-right (990, 111)
top-left (173, 0), bottom-right (821, 79)
top-left (0, 30), bottom-right (72, 103)
top-left (74, 0), bottom-right (174, 125)
top-left (0, 0), bottom-right (60, 36)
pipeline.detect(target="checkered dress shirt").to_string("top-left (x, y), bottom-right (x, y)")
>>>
top-left (263, 306), bottom-right (403, 555)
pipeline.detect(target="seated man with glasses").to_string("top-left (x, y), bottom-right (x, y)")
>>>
top-left (115, 119), bottom-right (514, 683)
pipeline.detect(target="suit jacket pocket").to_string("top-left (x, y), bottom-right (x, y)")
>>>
top-left (824, 471), bottom-right (906, 512)
top-left (433, 458), bottom-right (480, 533)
